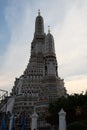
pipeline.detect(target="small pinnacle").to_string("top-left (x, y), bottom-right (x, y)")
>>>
top-left (48, 25), bottom-right (50, 33)
top-left (38, 9), bottom-right (40, 16)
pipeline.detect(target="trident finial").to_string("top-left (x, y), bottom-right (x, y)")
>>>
top-left (48, 25), bottom-right (50, 33)
top-left (38, 9), bottom-right (40, 16)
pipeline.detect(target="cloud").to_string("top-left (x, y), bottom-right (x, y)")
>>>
top-left (66, 75), bottom-right (87, 94)
top-left (0, 0), bottom-right (34, 93)
top-left (0, 0), bottom-right (87, 94)
top-left (54, 1), bottom-right (87, 79)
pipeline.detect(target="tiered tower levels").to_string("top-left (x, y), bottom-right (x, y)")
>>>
top-left (11, 11), bottom-right (66, 115)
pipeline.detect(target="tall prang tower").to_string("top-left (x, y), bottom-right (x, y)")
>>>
top-left (10, 10), bottom-right (66, 115)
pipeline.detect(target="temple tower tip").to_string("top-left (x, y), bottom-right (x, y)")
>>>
top-left (48, 25), bottom-right (51, 33)
top-left (38, 9), bottom-right (41, 16)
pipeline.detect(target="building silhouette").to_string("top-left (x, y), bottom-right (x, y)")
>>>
top-left (1, 10), bottom-right (66, 116)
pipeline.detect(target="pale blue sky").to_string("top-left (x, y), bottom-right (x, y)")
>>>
top-left (0, 0), bottom-right (87, 94)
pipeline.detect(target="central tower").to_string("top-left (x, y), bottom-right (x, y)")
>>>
top-left (11, 11), bottom-right (66, 115)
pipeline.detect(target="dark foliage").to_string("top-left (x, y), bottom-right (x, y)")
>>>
top-left (67, 121), bottom-right (87, 130)
top-left (46, 92), bottom-right (87, 126)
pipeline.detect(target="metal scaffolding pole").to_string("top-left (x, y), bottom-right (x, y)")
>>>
top-left (0, 89), bottom-right (8, 113)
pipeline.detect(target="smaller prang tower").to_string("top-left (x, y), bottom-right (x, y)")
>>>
top-left (11, 10), bottom-right (66, 115)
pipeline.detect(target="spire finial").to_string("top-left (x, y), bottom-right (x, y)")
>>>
top-left (38, 9), bottom-right (40, 16)
top-left (48, 25), bottom-right (51, 33)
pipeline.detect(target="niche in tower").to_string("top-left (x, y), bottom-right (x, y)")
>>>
top-left (45, 66), bottom-right (47, 75)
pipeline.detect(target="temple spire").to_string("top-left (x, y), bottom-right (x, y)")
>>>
top-left (35, 10), bottom-right (44, 35)
top-left (48, 25), bottom-right (50, 33)
top-left (45, 26), bottom-right (55, 56)
top-left (38, 9), bottom-right (41, 16)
